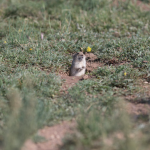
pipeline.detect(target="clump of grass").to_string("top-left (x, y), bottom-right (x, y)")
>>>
top-left (4, 88), bottom-right (37, 150)
top-left (93, 65), bottom-right (144, 89)
top-left (4, 1), bottom-right (44, 19)
top-left (60, 101), bottom-right (141, 150)
top-left (0, 67), bottom-right (62, 149)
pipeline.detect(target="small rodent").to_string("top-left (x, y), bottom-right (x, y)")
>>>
top-left (70, 52), bottom-right (86, 76)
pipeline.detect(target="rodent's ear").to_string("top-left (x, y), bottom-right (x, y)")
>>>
top-left (72, 53), bottom-right (76, 58)
top-left (72, 53), bottom-right (78, 58)
top-left (83, 52), bottom-right (86, 58)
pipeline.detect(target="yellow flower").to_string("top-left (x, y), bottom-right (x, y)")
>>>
top-left (18, 29), bottom-right (22, 33)
top-left (4, 41), bottom-right (7, 44)
top-left (29, 48), bottom-right (32, 51)
top-left (87, 46), bottom-right (91, 52)
top-left (124, 72), bottom-right (127, 76)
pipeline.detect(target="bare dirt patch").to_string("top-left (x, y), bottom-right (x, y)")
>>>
top-left (136, 0), bottom-right (150, 11)
top-left (113, 0), bottom-right (150, 11)
top-left (60, 74), bottom-right (82, 92)
top-left (126, 101), bottom-right (150, 116)
top-left (22, 121), bottom-right (76, 150)
top-left (125, 82), bottom-right (150, 120)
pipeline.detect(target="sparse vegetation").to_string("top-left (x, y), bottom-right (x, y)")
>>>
top-left (0, 0), bottom-right (150, 150)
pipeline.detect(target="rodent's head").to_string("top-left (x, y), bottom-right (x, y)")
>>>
top-left (73, 52), bottom-right (86, 62)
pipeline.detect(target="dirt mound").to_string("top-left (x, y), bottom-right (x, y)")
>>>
top-left (85, 53), bottom-right (103, 73)
top-left (60, 74), bottom-right (83, 92)
top-left (59, 53), bottom-right (102, 88)
top-left (85, 52), bottom-right (98, 61)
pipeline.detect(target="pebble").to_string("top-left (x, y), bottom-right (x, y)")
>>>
top-left (82, 75), bottom-right (88, 80)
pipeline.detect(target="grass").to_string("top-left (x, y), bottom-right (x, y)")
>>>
top-left (60, 103), bottom-right (139, 150)
top-left (0, 0), bottom-right (150, 150)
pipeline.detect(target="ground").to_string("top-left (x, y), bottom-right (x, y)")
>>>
top-left (1, 0), bottom-right (150, 150)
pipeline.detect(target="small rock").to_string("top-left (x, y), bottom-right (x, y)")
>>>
top-left (137, 123), bottom-right (145, 129)
top-left (61, 39), bottom-right (65, 42)
top-left (113, 32), bottom-right (120, 37)
top-left (143, 61), bottom-right (148, 63)
top-left (41, 33), bottom-right (44, 40)
top-left (82, 75), bottom-right (88, 80)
